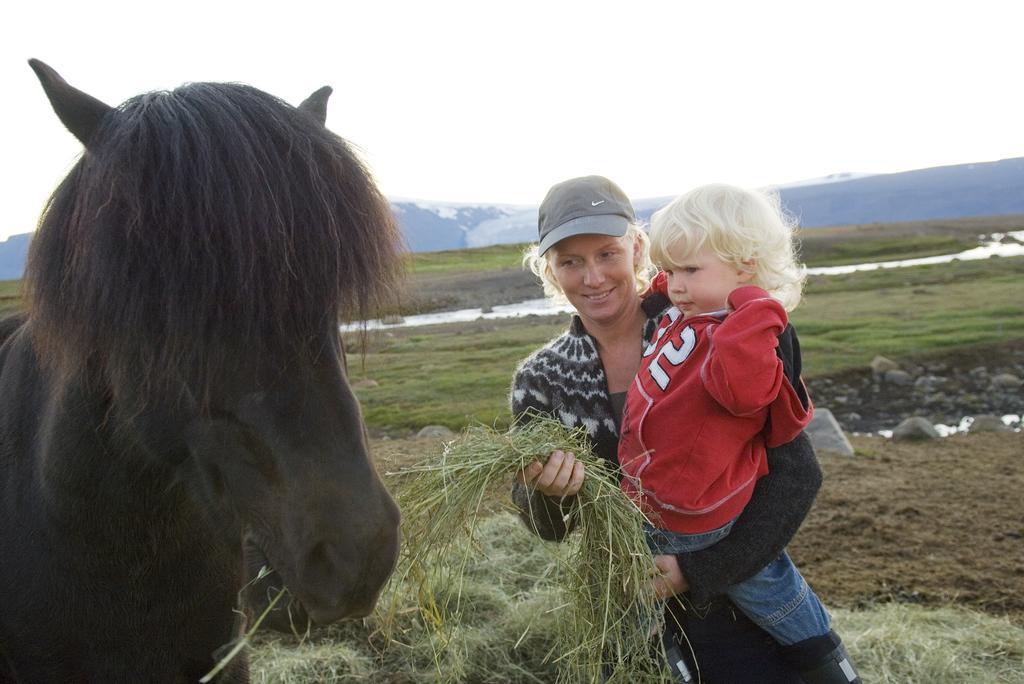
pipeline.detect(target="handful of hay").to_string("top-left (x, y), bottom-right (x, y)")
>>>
top-left (388, 412), bottom-right (673, 683)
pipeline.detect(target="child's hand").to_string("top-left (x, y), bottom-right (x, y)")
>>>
top-left (516, 449), bottom-right (584, 498)
top-left (651, 554), bottom-right (689, 599)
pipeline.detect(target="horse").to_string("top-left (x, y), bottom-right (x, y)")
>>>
top-left (0, 60), bottom-right (403, 682)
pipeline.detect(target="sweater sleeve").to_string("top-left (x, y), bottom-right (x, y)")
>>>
top-left (700, 286), bottom-right (788, 416)
top-left (765, 324), bottom-right (814, 447)
top-left (509, 362), bottom-right (578, 542)
top-left (674, 431), bottom-right (822, 604)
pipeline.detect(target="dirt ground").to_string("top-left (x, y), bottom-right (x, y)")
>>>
top-left (372, 430), bottom-right (1024, 624)
top-left (407, 267), bottom-right (542, 311)
top-left (791, 431), bottom-right (1023, 623)
top-left (398, 267), bottom-right (542, 313)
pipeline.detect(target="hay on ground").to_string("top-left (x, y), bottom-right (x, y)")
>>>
top-left (248, 515), bottom-right (1024, 683)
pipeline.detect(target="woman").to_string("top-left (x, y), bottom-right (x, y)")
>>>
top-left (511, 176), bottom-right (836, 682)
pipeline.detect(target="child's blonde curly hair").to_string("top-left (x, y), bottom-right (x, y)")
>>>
top-left (649, 183), bottom-right (806, 311)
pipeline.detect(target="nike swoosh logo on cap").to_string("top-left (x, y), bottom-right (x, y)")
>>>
top-left (591, 200), bottom-right (605, 206)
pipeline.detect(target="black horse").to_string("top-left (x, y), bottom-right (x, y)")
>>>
top-left (0, 61), bottom-right (403, 682)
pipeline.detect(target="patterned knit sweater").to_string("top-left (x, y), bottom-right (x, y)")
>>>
top-left (510, 312), bottom-right (638, 467)
top-left (509, 296), bottom-right (823, 605)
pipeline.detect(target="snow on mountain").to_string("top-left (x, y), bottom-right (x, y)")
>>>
top-left (464, 207), bottom-right (537, 248)
top-left (390, 199), bottom-right (528, 252)
top-left (772, 172), bottom-right (876, 189)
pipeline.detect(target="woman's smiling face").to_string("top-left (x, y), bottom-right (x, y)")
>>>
top-left (549, 232), bottom-right (641, 327)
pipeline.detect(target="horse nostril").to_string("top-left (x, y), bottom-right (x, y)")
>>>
top-left (305, 541), bottom-right (331, 574)
top-left (302, 540), bottom-right (343, 593)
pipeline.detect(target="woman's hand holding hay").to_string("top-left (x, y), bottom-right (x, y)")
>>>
top-left (393, 414), bottom-right (668, 682)
top-left (516, 449), bottom-right (585, 498)
top-left (651, 554), bottom-right (690, 599)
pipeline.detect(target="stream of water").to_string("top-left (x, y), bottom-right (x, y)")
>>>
top-left (342, 232), bottom-right (1024, 332)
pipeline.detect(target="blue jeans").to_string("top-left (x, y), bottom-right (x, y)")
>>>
top-left (646, 521), bottom-right (832, 646)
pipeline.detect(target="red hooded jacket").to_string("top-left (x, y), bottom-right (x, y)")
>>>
top-left (618, 276), bottom-right (813, 534)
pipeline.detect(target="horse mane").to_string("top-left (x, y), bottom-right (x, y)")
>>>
top-left (25, 82), bottom-right (403, 402)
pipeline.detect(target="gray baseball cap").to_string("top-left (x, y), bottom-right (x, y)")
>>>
top-left (537, 175), bottom-right (636, 255)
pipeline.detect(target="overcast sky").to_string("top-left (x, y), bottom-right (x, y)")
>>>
top-left (2, 0), bottom-right (1022, 240)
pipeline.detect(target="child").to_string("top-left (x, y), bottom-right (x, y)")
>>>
top-left (618, 184), bottom-right (860, 683)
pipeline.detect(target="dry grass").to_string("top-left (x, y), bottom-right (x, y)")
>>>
top-left (248, 513), bottom-right (1024, 682)
top-left (834, 604), bottom-right (1024, 683)
top-left (251, 513), bottom-right (564, 682)
top-left (384, 414), bottom-right (668, 683)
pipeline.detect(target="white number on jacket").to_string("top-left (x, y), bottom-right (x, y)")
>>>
top-left (647, 325), bottom-right (697, 391)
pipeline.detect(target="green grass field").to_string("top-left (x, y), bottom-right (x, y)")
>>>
top-left (407, 242), bottom-right (526, 274)
top-left (794, 255), bottom-right (1024, 375)
top-left (348, 255), bottom-right (1024, 433)
top-left (0, 280), bottom-right (20, 318)
top-left (798, 234), bottom-right (977, 266)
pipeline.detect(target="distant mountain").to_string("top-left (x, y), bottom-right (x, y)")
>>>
top-left (3, 159), bottom-right (1022, 280)
top-left (390, 201), bottom-right (528, 252)
top-left (0, 233), bottom-right (31, 281)
top-left (394, 157), bottom-right (1024, 251)
top-left (776, 158), bottom-right (1024, 227)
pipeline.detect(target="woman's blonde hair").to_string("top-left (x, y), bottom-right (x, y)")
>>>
top-left (649, 184), bottom-right (805, 311)
top-left (522, 223), bottom-right (656, 303)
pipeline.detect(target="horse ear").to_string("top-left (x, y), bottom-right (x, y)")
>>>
top-left (298, 86), bottom-right (332, 126)
top-left (29, 59), bottom-right (113, 147)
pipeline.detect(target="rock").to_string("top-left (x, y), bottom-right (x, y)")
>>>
top-left (960, 393), bottom-right (985, 410)
top-left (968, 366), bottom-right (989, 380)
top-left (870, 356), bottom-right (900, 375)
top-left (416, 425), bottom-right (455, 438)
top-left (806, 408), bottom-right (855, 457)
top-left (381, 314), bottom-right (405, 325)
top-left (914, 375), bottom-right (946, 390)
top-left (968, 414), bottom-right (1011, 433)
top-left (884, 369), bottom-right (913, 386)
top-left (353, 379), bottom-right (379, 389)
top-left (480, 305), bottom-right (494, 314)
top-left (892, 417), bottom-right (940, 441)
top-left (990, 373), bottom-right (1023, 390)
